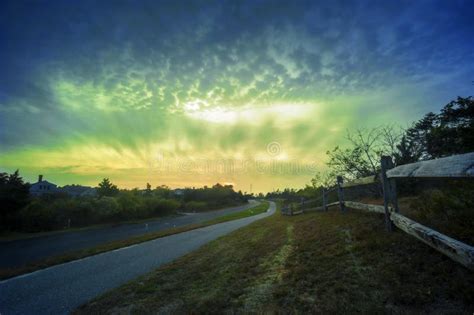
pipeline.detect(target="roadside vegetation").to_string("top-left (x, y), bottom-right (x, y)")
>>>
top-left (76, 203), bottom-right (473, 314)
top-left (400, 184), bottom-right (474, 245)
top-left (0, 201), bottom-right (269, 280)
top-left (320, 183), bottom-right (473, 252)
top-left (0, 177), bottom-right (248, 234)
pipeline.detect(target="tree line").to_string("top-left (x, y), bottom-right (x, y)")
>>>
top-left (0, 175), bottom-right (248, 233)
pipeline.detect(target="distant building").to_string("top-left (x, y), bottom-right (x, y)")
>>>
top-left (29, 175), bottom-right (58, 196)
top-left (60, 185), bottom-right (97, 197)
top-left (173, 189), bottom-right (184, 196)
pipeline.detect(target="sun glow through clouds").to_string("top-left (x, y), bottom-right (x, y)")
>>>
top-left (1, 1), bottom-right (473, 192)
top-left (184, 103), bottom-right (318, 125)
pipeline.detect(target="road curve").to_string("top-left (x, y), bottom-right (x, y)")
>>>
top-left (0, 200), bottom-right (259, 269)
top-left (0, 201), bottom-right (276, 315)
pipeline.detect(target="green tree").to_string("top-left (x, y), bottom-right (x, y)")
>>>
top-left (393, 135), bottom-right (422, 165)
top-left (97, 178), bottom-right (119, 197)
top-left (144, 183), bottom-right (152, 196)
top-left (0, 170), bottom-right (30, 229)
top-left (154, 185), bottom-right (172, 199)
top-left (403, 96), bottom-right (474, 159)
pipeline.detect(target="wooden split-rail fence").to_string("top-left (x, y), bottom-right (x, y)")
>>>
top-left (281, 151), bottom-right (474, 270)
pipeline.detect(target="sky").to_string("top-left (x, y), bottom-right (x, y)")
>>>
top-left (0, 0), bottom-right (473, 193)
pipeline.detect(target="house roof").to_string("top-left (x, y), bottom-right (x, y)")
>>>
top-left (60, 185), bottom-right (96, 195)
top-left (31, 180), bottom-right (57, 187)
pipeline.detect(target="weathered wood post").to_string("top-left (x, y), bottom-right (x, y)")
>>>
top-left (390, 178), bottom-right (400, 214)
top-left (322, 187), bottom-right (328, 211)
top-left (381, 156), bottom-right (398, 231)
top-left (337, 176), bottom-right (346, 212)
top-left (290, 203), bottom-right (294, 216)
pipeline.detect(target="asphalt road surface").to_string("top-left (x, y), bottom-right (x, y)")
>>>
top-left (0, 201), bottom-right (275, 315)
top-left (0, 201), bottom-right (259, 269)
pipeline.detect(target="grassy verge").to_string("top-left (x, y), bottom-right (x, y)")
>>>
top-left (77, 203), bottom-right (473, 314)
top-left (0, 201), bottom-right (269, 280)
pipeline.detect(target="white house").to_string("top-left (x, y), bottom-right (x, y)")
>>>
top-left (173, 188), bottom-right (185, 197)
top-left (29, 175), bottom-right (58, 196)
top-left (60, 185), bottom-right (97, 197)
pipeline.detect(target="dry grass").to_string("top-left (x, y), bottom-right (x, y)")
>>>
top-left (275, 209), bottom-right (473, 314)
top-left (77, 203), bottom-right (288, 314)
top-left (356, 190), bottom-right (474, 245)
top-left (76, 203), bottom-right (474, 314)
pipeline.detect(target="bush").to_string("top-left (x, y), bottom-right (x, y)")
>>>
top-left (116, 192), bottom-right (143, 219)
top-left (409, 186), bottom-right (474, 244)
top-left (411, 189), bottom-right (473, 223)
top-left (50, 198), bottom-right (96, 227)
top-left (94, 197), bottom-right (121, 221)
top-left (19, 200), bottom-right (58, 232)
top-left (142, 198), bottom-right (180, 216)
top-left (185, 201), bottom-right (208, 212)
top-left (6, 183), bottom-right (245, 233)
top-left (75, 200), bottom-right (96, 225)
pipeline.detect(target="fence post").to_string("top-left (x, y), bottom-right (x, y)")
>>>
top-left (322, 187), bottom-right (328, 211)
top-left (337, 176), bottom-right (346, 212)
top-left (390, 177), bottom-right (400, 213)
top-left (381, 156), bottom-right (398, 231)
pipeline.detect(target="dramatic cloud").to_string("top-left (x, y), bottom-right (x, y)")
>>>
top-left (1, 0), bottom-right (473, 191)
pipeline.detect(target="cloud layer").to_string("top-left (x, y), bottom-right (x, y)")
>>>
top-left (1, 0), bottom-right (473, 191)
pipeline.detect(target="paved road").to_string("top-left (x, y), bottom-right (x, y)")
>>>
top-left (0, 201), bottom-right (275, 315)
top-left (0, 201), bottom-right (259, 269)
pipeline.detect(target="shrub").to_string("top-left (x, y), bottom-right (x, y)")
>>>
top-left (74, 200), bottom-right (96, 226)
top-left (6, 183), bottom-right (246, 233)
top-left (94, 197), bottom-right (121, 221)
top-left (184, 201), bottom-right (208, 212)
top-left (142, 198), bottom-right (180, 216)
top-left (409, 186), bottom-right (474, 244)
top-left (19, 200), bottom-right (58, 231)
top-left (116, 192), bottom-right (143, 219)
top-left (140, 197), bottom-right (159, 216)
top-left (50, 198), bottom-right (96, 227)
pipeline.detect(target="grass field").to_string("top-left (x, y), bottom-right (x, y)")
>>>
top-left (0, 201), bottom-right (269, 280)
top-left (76, 202), bottom-right (474, 314)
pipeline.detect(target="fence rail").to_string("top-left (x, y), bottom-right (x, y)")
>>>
top-left (386, 152), bottom-right (474, 178)
top-left (344, 201), bottom-right (386, 214)
top-left (390, 212), bottom-right (474, 269)
top-left (341, 175), bottom-right (378, 188)
top-left (290, 151), bottom-right (474, 270)
top-left (302, 202), bottom-right (339, 213)
top-left (281, 205), bottom-right (304, 216)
